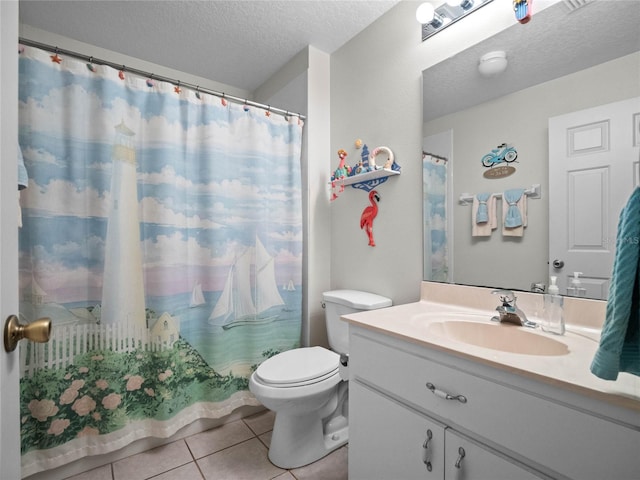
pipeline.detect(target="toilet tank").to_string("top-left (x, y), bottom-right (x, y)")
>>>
top-left (322, 290), bottom-right (392, 355)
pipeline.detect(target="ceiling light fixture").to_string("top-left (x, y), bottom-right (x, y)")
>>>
top-left (418, 0), bottom-right (493, 41)
top-left (478, 50), bottom-right (508, 77)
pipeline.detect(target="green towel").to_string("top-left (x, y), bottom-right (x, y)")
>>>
top-left (590, 187), bottom-right (640, 380)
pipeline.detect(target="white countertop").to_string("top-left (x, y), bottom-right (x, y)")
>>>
top-left (343, 299), bottom-right (640, 413)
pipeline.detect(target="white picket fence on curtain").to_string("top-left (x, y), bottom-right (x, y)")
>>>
top-left (20, 321), bottom-right (163, 378)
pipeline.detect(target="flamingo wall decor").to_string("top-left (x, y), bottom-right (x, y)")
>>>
top-left (360, 190), bottom-right (380, 246)
top-left (329, 144), bottom-right (399, 246)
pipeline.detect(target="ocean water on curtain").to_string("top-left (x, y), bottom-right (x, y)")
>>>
top-left (148, 287), bottom-right (302, 375)
top-left (17, 45), bottom-right (303, 476)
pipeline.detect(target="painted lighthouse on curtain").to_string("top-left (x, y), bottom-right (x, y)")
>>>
top-left (100, 120), bottom-right (146, 327)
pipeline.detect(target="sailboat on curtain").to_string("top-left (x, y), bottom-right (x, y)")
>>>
top-left (189, 282), bottom-right (206, 308)
top-left (208, 236), bottom-right (285, 329)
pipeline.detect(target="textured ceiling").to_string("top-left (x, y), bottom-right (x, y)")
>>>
top-left (423, 0), bottom-right (640, 122)
top-left (19, 0), bottom-right (400, 92)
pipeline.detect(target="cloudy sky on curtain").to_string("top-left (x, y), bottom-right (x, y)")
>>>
top-left (17, 44), bottom-right (303, 476)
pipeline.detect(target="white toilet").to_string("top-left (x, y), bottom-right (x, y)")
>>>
top-left (249, 289), bottom-right (392, 469)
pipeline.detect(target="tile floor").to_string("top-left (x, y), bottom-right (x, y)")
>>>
top-left (63, 410), bottom-right (348, 480)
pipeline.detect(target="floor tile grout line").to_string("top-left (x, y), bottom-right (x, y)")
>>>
top-left (194, 435), bottom-right (265, 463)
top-left (143, 459), bottom-right (198, 480)
top-left (183, 436), bottom-right (198, 462)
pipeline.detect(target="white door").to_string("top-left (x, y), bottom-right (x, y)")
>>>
top-left (0, 1), bottom-right (22, 477)
top-left (549, 97), bottom-right (640, 299)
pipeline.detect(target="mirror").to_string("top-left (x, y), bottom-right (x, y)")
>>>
top-left (422, 1), bottom-right (640, 299)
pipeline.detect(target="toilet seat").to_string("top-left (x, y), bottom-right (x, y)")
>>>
top-left (255, 347), bottom-right (339, 388)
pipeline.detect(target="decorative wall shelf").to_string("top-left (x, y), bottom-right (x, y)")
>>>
top-left (341, 168), bottom-right (401, 192)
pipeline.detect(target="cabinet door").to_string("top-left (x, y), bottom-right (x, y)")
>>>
top-left (350, 381), bottom-right (446, 480)
top-left (444, 430), bottom-right (546, 480)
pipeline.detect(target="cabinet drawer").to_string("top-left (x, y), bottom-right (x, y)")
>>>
top-left (349, 328), bottom-right (640, 480)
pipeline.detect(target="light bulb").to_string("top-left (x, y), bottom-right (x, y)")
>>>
top-left (460, 0), bottom-right (474, 9)
top-left (416, 2), bottom-right (435, 23)
top-left (431, 12), bottom-right (445, 28)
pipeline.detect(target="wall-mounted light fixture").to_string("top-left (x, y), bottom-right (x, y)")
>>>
top-left (417, 0), bottom-right (494, 41)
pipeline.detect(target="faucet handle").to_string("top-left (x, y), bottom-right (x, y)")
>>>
top-left (491, 289), bottom-right (516, 306)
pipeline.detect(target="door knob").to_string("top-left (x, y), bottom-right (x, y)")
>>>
top-left (552, 259), bottom-right (565, 269)
top-left (4, 315), bottom-right (51, 352)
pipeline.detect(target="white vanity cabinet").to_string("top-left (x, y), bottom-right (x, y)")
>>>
top-left (348, 325), bottom-right (640, 480)
top-left (350, 381), bottom-right (542, 479)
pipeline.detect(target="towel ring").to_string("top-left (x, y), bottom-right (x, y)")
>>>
top-left (369, 146), bottom-right (394, 169)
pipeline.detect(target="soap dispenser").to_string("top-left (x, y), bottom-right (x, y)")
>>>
top-left (566, 272), bottom-right (586, 297)
top-left (542, 276), bottom-right (564, 335)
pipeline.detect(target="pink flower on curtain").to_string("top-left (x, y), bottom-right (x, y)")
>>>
top-left (59, 388), bottom-right (79, 405)
top-left (48, 419), bottom-right (70, 436)
top-left (96, 379), bottom-right (109, 390)
top-left (126, 375), bottom-right (144, 391)
top-left (28, 399), bottom-right (59, 422)
top-left (101, 393), bottom-right (122, 410)
top-left (70, 379), bottom-right (85, 390)
top-left (72, 395), bottom-right (97, 416)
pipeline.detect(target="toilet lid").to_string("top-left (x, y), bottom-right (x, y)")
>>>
top-left (255, 346), bottom-right (339, 386)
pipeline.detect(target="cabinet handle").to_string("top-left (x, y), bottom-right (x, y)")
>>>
top-left (425, 382), bottom-right (468, 404)
top-left (421, 429), bottom-right (433, 472)
top-left (454, 447), bottom-right (466, 469)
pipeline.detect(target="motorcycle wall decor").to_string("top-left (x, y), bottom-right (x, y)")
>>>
top-left (481, 143), bottom-right (518, 179)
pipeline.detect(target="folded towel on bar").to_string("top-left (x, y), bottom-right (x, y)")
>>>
top-left (475, 192), bottom-right (491, 223)
top-left (590, 187), bottom-right (640, 380)
top-left (472, 194), bottom-right (497, 237)
top-left (502, 188), bottom-right (527, 237)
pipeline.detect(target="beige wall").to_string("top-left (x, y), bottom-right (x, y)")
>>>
top-left (329, 0), bottom-right (526, 306)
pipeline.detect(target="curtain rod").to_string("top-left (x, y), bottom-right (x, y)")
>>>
top-left (19, 37), bottom-right (306, 121)
top-left (423, 151), bottom-right (448, 163)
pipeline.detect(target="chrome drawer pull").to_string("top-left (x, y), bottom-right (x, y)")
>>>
top-left (455, 447), bottom-right (466, 469)
top-left (426, 382), bottom-right (468, 404)
top-left (422, 429), bottom-right (433, 472)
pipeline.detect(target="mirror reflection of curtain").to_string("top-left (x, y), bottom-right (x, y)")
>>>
top-left (17, 45), bottom-right (303, 476)
top-left (423, 151), bottom-right (449, 282)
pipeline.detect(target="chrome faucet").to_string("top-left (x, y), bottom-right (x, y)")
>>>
top-left (491, 289), bottom-right (536, 328)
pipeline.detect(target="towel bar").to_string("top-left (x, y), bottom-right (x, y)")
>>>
top-left (459, 184), bottom-right (541, 205)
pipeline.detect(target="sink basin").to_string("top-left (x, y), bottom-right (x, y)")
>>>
top-left (427, 320), bottom-right (569, 356)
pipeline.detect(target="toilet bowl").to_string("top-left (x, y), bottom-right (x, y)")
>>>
top-left (249, 290), bottom-right (392, 469)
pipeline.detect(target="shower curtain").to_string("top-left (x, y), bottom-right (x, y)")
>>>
top-left (423, 153), bottom-right (448, 281)
top-left (17, 45), bottom-right (303, 476)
